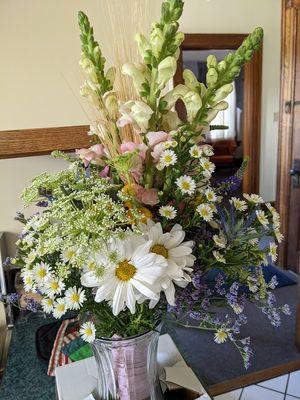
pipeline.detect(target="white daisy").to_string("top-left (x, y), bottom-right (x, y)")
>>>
top-left (81, 237), bottom-right (167, 316)
top-left (176, 175), bottom-right (196, 195)
top-left (53, 298), bottom-right (68, 319)
top-left (200, 145), bottom-right (214, 157)
top-left (159, 149), bottom-right (177, 168)
top-left (196, 203), bottom-right (214, 222)
top-left (22, 270), bottom-right (35, 292)
top-left (269, 242), bottom-right (278, 262)
top-left (65, 286), bottom-right (86, 310)
top-left (200, 158), bottom-right (215, 174)
top-left (159, 205), bottom-right (177, 220)
top-left (213, 233), bottom-right (227, 248)
top-left (61, 247), bottom-right (77, 264)
top-left (229, 197), bottom-right (247, 212)
top-left (274, 228), bottom-right (284, 243)
top-left (44, 278), bottom-right (65, 298)
top-left (213, 250), bottom-right (226, 264)
top-left (205, 188), bottom-right (217, 202)
top-left (33, 262), bottom-right (52, 283)
top-left (214, 330), bottom-right (228, 344)
top-left (189, 145), bottom-right (201, 158)
top-left (139, 221), bottom-right (196, 306)
top-left (256, 210), bottom-right (269, 227)
top-left (243, 193), bottom-right (264, 204)
top-left (80, 321), bottom-right (96, 343)
top-left (41, 297), bottom-right (54, 313)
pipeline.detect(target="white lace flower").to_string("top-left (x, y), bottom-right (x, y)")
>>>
top-left (243, 193), bottom-right (264, 204)
top-left (176, 175), bottom-right (196, 195)
top-left (256, 210), bottom-right (269, 227)
top-left (139, 221), bottom-right (195, 306)
top-left (25, 252), bottom-right (37, 265)
top-left (33, 262), bottom-right (52, 283)
top-left (205, 188), bottom-right (217, 202)
top-left (269, 242), bottom-right (278, 262)
top-left (230, 197), bottom-right (247, 211)
top-left (65, 286), bottom-right (86, 310)
top-left (160, 149), bottom-right (177, 167)
top-left (213, 250), bottom-right (226, 264)
top-left (41, 297), bottom-right (54, 314)
top-left (196, 203), bottom-right (214, 222)
top-left (80, 321), bottom-right (96, 343)
top-left (53, 298), bottom-right (68, 319)
top-left (159, 205), bottom-right (177, 220)
top-left (81, 237), bottom-right (167, 316)
top-left (189, 145), bottom-right (201, 158)
top-left (44, 278), bottom-right (65, 298)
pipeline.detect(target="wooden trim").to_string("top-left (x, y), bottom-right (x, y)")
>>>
top-left (208, 358), bottom-right (300, 396)
top-left (276, 1), bottom-right (298, 267)
top-left (174, 33), bottom-right (262, 194)
top-left (0, 125), bottom-right (90, 159)
top-left (287, 0), bottom-right (300, 9)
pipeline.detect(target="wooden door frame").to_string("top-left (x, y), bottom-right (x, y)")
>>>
top-left (276, 0), bottom-right (300, 268)
top-left (174, 33), bottom-right (263, 194)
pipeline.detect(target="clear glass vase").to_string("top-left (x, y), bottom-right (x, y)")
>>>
top-left (91, 326), bottom-right (164, 400)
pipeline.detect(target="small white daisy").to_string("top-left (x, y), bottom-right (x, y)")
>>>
top-left (41, 297), bottom-right (54, 314)
top-left (230, 197), bottom-right (248, 212)
top-left (243, 193), bottom-right (264, 204)
top-left (80, 321), bottom-right (96, 343)
top-left (256, 210), bottom-right (269, 227)
top-left (200, 144), bottom-right (214, 157)
top-left (214, 330), bottom-right (228, 344)
top-left (213, 234), bottom-right (227, 248)
top-left (205, 188), bottom-right (217, 202)
top-left (189, 145), bottom-right (201, 158)
top-left (176, 175), bottom-right (196, 195)
top-left (53, 298), bottom-right (68, 319)
top-left (61, 247), bottom-right (77, 264)
top-left (159, 149), bottom-right (177, 168)
top-left (65, 286), bottom-right (86, 310)
top-left (196, 203), bottom-right (214, 222)
top-left (213, 250), bottom-right (226, 264)
top-left (274, 228), bottom-right (284, 243)
top-left (44, 278), bottom-right (65, 298)
top-left (33, 262), bottom-right (52, 283)
top-left (269, 242), bottom-right (278, 262)
top-left (200, 158), bottom-right (215, 173)
top-left (22, 270), bottom-right (35, 292)
top-left (159, 205), bottom-right (177, 220)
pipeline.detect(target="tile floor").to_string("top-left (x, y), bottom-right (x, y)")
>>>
top-left (213, 370), bottom-right (300, 400)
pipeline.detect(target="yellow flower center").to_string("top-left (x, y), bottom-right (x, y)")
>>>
top-left (50, 281), bottom-right (59, 290)
top-left (85, 328), bottom-right (93, 336)
top-left (57, 304), bottom-right (65, 312)
top-left (182, 181), bottom-right (190, 190)
top-left (164, 154), bottom-right (172, 163)
top-left (151, 244), bottom-right (168, 259)
top-left (115, 260), bottom-right (137, 281)
top-left (37, 269), bottom-right (47, 278)
top-left (71, 293), bottom-right (80, 303)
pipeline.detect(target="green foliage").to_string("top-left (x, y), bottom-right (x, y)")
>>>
top-left (78, 11), bottom-right (113, 94)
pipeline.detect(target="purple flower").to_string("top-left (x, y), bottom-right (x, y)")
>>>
top-left (25, 297), bottom-right (39, 313)
top-left (36, 200), bottom-right (49, 207)
top-left (6, 293), bottom-right (19, 304)
top-left (3, 257), bottom-right (11, 267)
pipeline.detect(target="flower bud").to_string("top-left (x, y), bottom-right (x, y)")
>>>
top-left (183, 91), bottom-right (202, 122)
top-left (157, 56), bottom-right (177, 89)
top-left (206, 67), bottom-right (218, 86)
top-left (104, 91), bottom-right (119, 120)
top-left (173, 31), bottom-right (185, 47)
top-left (106, 67), bottom-right (116, 86)
top-left (207, 55), bottom-right (217, 68)
top-left (212, 84), bottom-right (233, 104)
top-left (150, 27), bottom-right (164, 57)
top-left (135, 33), bottom-right (151, 60)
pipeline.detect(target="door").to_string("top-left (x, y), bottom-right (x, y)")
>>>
top-left (277, 0), bottom-right (300, 273)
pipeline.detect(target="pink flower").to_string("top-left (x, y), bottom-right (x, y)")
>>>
top-left (76, 144), bottom-right (106, 167)
top-left (120, 142), bottom-right (147, 160)
top-left (133, 185), bottom-right (159, 206)
top-left (146, 131), bottom-right (172, 162)
top-left (99, 165), bottom-right (110, 178)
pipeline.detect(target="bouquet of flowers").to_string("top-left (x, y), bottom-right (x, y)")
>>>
top-left (4, 0), bottom-right (289, 373)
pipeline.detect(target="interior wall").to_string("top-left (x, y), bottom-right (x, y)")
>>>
top-left (0, 0), bottom-right (281, 256)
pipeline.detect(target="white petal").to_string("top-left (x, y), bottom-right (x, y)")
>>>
top-left (126, 284), bottom-right (136, 314)
top-left (136, 266), bottom-right (163, 285)
top-left (94, 279), bottom-right (116, 302)
top-left (112, 282), bottom-right (127, 315)
top-left (81, 272), bottom-right (98, 287)
top-left (131, 240), bottom-right (152, 263)
top-left (131, 278), bottom-right (158, 299)
top-left (169, 245), bottom-right (193, 257)
top-left (165, 230), bottom-right (185, 249)
top-left (164, 282), bottom-right (176, 306)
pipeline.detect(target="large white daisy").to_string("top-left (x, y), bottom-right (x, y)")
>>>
top-left (139, 221), bottom-right (196, 306)
top-left (81, 238), bottom-right (167, 316)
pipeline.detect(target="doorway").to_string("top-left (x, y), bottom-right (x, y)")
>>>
top-left (174, 34), bottom-right (263, 194)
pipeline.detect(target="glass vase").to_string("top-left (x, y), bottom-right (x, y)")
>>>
top-left (91, 326), bottom-right (164, 400)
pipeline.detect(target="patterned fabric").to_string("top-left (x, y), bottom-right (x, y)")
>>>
top-left (47, 318), bottom-right (77, 376)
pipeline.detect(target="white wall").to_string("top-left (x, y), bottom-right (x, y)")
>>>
top-left (0, 0), bottom-right (281, 255)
